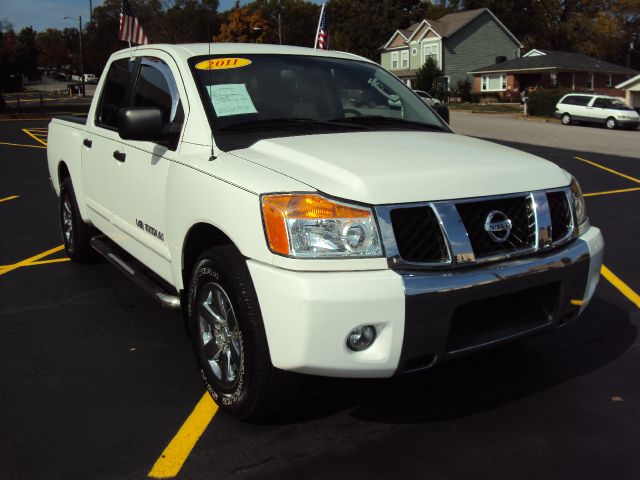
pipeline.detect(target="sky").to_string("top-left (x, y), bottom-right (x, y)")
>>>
top-left (2, 0), bottom-right (325, 32)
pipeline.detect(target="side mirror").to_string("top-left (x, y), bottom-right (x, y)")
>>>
top-left (117, 107), bottom-right (179, 144)
top-left (434, 104), bottom-right (450, 124)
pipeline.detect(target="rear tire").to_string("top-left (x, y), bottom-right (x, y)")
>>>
top-left (606, 117), bottom-right (617, 130)
top-left (59, 177), bottom-right (95, 263)
top-left (187, 245), bottom-right (299, 419)
top-left (561, 113), bottom-right (572, 125)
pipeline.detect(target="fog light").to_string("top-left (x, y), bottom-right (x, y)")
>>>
top-left (346, 325), bottom-right (376, 351)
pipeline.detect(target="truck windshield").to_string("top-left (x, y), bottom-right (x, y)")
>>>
top-left (189, 54), bottom-right (449, 150)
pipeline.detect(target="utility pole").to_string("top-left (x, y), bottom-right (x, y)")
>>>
top-left (278, 0), bottom-right (282, 45)
top-left (64, 15), bottom-right (85, 97)
top-left (79, 15), bottom-right (84, 97)
top-left (89, 0), bottom-right (93, 24)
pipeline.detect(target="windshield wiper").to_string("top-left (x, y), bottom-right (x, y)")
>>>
top-left (329, 115), bottom-right (446, 131)
top-left (220, 117), bottom-right (366, 131)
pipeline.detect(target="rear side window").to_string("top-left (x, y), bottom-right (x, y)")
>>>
top-left (562, 95), bottom-right (591, 106)
top-left (96, 59), bottom-right (136, 129)
top-left (593, 98), bottom-right (612, 108)
top-left (132, 57), bottom-right (183, 124)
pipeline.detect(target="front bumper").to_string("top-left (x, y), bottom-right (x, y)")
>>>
top-left (248, 226), bottom-right (604, 378)
top-left (616, 118), bottom-right (640, 127)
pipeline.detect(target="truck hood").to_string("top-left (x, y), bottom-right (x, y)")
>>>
top-left (230, 132), bottom-right (570, 205)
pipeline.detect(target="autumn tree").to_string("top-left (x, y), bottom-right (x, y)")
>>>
top-left (215, 6), bottom-right (271, 43)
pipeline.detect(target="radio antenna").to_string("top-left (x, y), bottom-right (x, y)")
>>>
top-left (208, 4), bottom-right (216, 161)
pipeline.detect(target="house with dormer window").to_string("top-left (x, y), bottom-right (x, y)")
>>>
top-left (380, 8), bottom-right (522, 90)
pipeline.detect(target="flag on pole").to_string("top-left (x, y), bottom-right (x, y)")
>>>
top-left (119, 0), bottom-right (149, 45)
top-left (314, 4), bottom-right (328, 50)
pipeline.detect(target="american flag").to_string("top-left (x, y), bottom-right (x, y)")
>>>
top-left (119, 0), bottom-right (149, 45)
top-left (315, 5), bottom-right (328, 50)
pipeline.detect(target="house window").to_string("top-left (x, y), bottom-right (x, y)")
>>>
top-left (587, 73), bottom-right (594, 90)
top-left (481, 74), bottom-right (507, 92)
top-left (401, 50), bottom-right (409, 69)
top-left (391, 51), bottom-right (398, 70)
top-left (606, 74), bottom-right (612, 87)
top-left (411, 47), bottom-right (417, 56)
top-left (423, 43), bottom-right (439, 67)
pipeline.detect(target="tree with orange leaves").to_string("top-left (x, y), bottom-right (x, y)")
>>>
top-left (215, 6), bottom-right (271, 43)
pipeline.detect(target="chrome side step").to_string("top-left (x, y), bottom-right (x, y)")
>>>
top-left (90, 235), bottom-right (181, 310)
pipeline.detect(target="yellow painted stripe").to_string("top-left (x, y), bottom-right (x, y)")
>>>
top-left (0, 258), bottom-right (70, 269)
top-left (22, 128), bottom-right (48, 147)
top-left (570, 299), bottom-right (584, 306)
top-left (0, 140), bottom-right (46, 149)
top-left (584, 187), bottom-right (640, 197)
top-left (601, 265), bottom-right (640, 309)
top-left (148, 393), bottom-right (218, 479)
top-left (574, 156), bottom-right (640, 185)
top-left (0, 245), bottom-right (65, 276)
top-left (0, 195), bottom-right (19, 203)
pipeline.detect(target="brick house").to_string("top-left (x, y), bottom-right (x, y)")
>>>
top-left (470, 49), bottom-right (638, 98)
top-left (379, 8), bottom-right (522, 90)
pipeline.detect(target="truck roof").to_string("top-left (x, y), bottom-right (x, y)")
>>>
top-left (113, 43), bottom-right (372, 64)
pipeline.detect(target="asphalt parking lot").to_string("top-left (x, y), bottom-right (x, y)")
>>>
top-left (1, 117), bottom-right (639, 480)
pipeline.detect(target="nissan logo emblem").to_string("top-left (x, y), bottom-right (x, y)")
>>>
top-left (484, 210), bottom-right (512, 243)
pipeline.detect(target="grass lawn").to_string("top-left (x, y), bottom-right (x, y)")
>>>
top-left (446, 103), bottom-right (523, 113)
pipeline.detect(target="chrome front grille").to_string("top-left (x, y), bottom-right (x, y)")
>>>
top-left (375, 188), bottom-right (575, 269)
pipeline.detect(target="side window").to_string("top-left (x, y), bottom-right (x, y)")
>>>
top-left (573, 96), bottom-right (591, 106)
top-left (561, 96), bottom-right (575, 105)
top-left (96, 58), bottom-right (136, 129)
top-left (593, 98), bottom-right (610, 108)
top-left (132, 57), bottom-right (184, 125)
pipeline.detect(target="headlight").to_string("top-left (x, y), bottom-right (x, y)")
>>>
top-left (570, 177), bottom-right (588, 233)
top-left (261, 194), bottom-right (383, 258)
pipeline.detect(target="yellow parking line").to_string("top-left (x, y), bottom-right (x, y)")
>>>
top-left (574, 156), bottom-right (640, 185)
top-left (0, 245), bottom-right (65, 276)
top-left (584, 187), bottom-right (640, 197)
top-left (22, 128), bottom-right (48, 147)
top-left (148, 393), bottom-right (218, 479)
top-left (0, 195), bottom-right (19, 203)
top-left (601, 265), bottom-right (640, 309)
top-left (0, 140), bottom-right (46, 149)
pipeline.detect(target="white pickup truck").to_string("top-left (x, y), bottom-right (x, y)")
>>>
top-left (48, 43), bottom-right (604, 419)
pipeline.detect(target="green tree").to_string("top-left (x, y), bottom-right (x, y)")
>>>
top-left (16, 27), bottom-right (40, 80)
top-left (249, 0), bottom-right (320, 46)
top-left (325, 0), bottom-right (418, 60)
top-left (0, 20), bottom-right (19, 90)
top-left (414, 57), bottom-right (440, 93)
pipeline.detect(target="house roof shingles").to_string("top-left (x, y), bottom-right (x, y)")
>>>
top-left (382, 8), bottom-right (487, 50)
top-left (471, 50), bottom-right (638, 75)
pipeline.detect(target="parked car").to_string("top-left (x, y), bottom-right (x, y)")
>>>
top-left (84, 73), bottom-right (98, 84)
top-left (555, 93), bottom-right (640, 129)
top-left (414, 89), bottom-right (441, 107)
top-left (47, 43), bottom-right (603, 419)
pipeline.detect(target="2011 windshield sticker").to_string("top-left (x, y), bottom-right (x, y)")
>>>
top-left (195, 58), bottom-right (252, 70)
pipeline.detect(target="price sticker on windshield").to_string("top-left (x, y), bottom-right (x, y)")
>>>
top-left (195, 58), bottom-right (252, 70)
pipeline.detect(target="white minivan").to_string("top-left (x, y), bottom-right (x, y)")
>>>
top-left (555, 93), bottom-right (640, 129)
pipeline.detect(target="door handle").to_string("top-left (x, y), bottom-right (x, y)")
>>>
top-left (83, 138), bottom-right (92, 148)
top-left (113, 150), bottom-right (126, 162)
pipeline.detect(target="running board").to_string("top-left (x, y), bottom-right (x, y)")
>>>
top-left (90, 235), bottom-right (181, 310)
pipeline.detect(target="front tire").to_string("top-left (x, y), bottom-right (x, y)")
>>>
top-left (187, 245), bottom-right (299, 419)
top-left (561, 113), bottom-right (572, 125)
top-left (59, 177), bottom-right (95, 263)
top-left (606, 117), bottom-right (617, 130)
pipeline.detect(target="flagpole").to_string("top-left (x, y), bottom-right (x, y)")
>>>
top-left (314, 3), bottom-right (325, 50)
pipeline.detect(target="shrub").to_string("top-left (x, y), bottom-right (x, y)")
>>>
top-left (526, 88), bottom-right (572, 116)
top-left (453, 78), bottom-right (473, 102)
